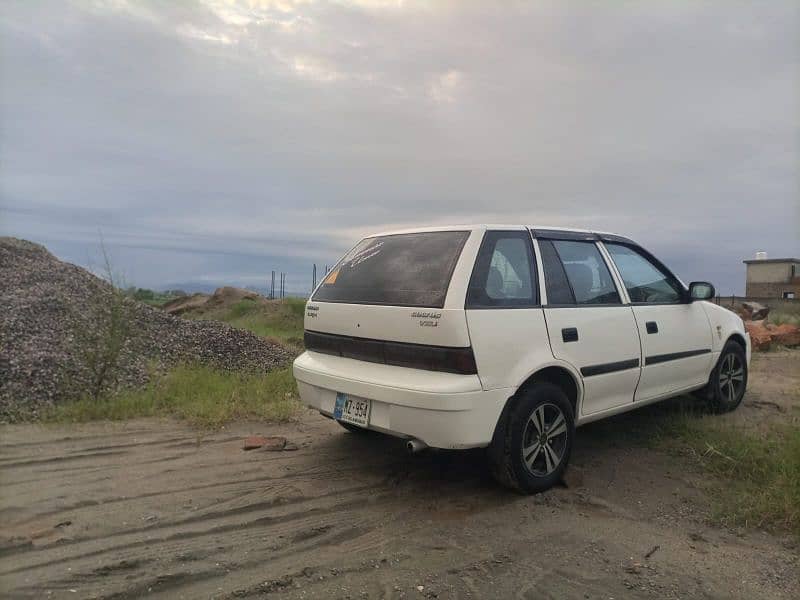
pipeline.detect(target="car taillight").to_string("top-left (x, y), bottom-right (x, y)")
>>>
top-left (304, 331), bottom-right (477, 375)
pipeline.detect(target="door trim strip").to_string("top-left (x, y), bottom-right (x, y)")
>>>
top-left (581, 358), bottom-right (640, 377)
top-left (644, 348), bottom-right (711, 366)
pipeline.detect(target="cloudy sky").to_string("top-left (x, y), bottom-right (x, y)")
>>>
top-left (1, 0), bottom-right (797, 295)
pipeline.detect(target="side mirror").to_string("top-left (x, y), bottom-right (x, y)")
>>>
top-left (689, 281), bottom-right (715, 301)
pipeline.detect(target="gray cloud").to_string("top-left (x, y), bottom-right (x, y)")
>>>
top-left (1, 0), bottom-right (797, 294)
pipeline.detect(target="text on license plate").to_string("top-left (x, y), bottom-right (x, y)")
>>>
top-left (333, 393), bottom-right (370, 427)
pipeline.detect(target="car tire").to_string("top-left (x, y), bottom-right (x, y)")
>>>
top-left (708, 341), bottom-right (748, 413)
top-left (489, 382), bottom-right (574, 494)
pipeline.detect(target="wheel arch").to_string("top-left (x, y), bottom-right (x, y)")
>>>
top-left (490, 364), bottom-right (582, 449)
top-left (726, 332), bottom-right (747, 350)
top-left (695, 332), bottom-right (749, 401)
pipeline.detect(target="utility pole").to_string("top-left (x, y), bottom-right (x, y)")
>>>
top-left (270, 270), bottom-right (275, 300)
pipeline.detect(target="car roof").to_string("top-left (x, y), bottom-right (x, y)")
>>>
top-left (365, 224), bottom-right (634, 243)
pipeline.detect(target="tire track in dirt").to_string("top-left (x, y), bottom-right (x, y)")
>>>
top-left (4, 488), bottom-right (401, 599)
top-left (2, 360), bottom-right (799, 600)
top-left (1, 456), bottom-right (408, 529)
top-left (0, 450), bottom-right (129, 469)
top-left (3, 456), bottom-right (460, 598)
top-left (2, 483), bottom-right (396, 573)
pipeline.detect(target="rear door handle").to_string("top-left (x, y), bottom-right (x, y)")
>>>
top-left (646, 321), bottom-right (658, 334)
top-left (562, 327), bottom-right (579, 343)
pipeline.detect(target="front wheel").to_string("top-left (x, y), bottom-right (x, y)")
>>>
top-left (709, 341), bottom-right (748, 413)
top-left (489, 382), bottom-right (574, 494)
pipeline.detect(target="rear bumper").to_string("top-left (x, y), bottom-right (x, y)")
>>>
top-left (293, 351), bottom-right (509, 449)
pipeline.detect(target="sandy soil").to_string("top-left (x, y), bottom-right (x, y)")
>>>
top-left (1, 351), bottom-right (798, 599)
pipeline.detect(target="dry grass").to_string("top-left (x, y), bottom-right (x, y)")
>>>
top-left (586, 396), bottom-right (800, 537)
top-left (47, 365), bottom-right (301, 428)
top-left (667, 415), bottom-right (800, 535)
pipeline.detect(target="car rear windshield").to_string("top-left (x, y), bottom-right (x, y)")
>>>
top-left (312, 231), bottom-right (470, 307)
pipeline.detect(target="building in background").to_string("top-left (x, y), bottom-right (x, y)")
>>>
top-left (743, 254), bottom-right (800, 299)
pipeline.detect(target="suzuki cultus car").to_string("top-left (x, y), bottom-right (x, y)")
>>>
top-left (294, 226), bottom-right (750, 492)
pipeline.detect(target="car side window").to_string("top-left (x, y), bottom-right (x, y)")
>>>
top-left (605, 243), bottom-right (684, 304)
top-left (539, 240), bottom-right (575, 304)
top-left (540, 239), bottom-right (621, 305)
top-left (466, 231), bottom-right (537, 308)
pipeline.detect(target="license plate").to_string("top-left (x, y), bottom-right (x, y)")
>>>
top-left (333, 393), bottom-right (370, 427)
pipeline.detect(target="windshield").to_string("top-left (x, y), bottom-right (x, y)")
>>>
top-left (312, 230), bottom-right (470, 307)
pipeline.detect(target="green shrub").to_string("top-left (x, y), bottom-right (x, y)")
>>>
top-left (770, 312), bottom-right (800, 327)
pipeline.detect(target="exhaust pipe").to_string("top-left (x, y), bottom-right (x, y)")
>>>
top-left (406, 439), bottom-right (428, 454)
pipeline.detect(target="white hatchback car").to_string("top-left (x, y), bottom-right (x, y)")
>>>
top-left (293, 226), bottom-right (751, 492)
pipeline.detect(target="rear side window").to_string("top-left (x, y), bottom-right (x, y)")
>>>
top-left (539, 240), bottom-right (574, 304)
top-left (312, 231), bottom-right (469, 308)
top-left (541, 240), bottom-right (621, 305)
top-left (466, 231), bottom-right (537, 308)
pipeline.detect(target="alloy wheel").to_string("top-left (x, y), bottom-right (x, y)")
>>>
top-left (718, 352), bottom-right (745, 405)
top-left (521, 403), bottom-right (568, 477)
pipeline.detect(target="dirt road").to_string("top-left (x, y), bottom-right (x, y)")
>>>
top-left (1, 352), bottom-right (798, 599)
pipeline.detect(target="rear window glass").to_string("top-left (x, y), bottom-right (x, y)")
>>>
top-left (312, 231), bottom-right (470, 307)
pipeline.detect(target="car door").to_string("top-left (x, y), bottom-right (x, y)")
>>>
top-left (537, 235), bottom-right (642, 417)
top-left (465, 230), bottom-right (553, 391)
top-left (601, 241), bottom-right (714, 402)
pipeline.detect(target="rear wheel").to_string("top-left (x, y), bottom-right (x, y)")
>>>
top-left (489, 382), bottom-right (574, 493)
top-left (709, 341), bottom-right (747, 413)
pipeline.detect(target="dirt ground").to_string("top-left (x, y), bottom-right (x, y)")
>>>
top-left (1, 351), bottom-right (798, 599)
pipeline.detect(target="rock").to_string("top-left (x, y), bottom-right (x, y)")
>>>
top-left (624, 562), bottom-right (643, 575)
top-left (770, 323), bottom-right (800, 347)
top-left (243, 435), bottom-right (287, 451)
top-left (244, 435), bottom-right (267, 450)
top-left (741, 301), bottom-right (770, 321)
top-left (744, 321), bottom-right (772, 351)
top-left (744, 319), bottom-right (800, 350)
top-left (260, 436), bottom-right (288, 451)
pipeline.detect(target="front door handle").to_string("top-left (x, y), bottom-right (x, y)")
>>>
top-left (562, 327), bottom-right (579, 343)
top-left (646, 321), bottom-right (659, 334)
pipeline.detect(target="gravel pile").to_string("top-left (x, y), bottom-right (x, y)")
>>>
top-left (0, 237), bottom-right (295, 421)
